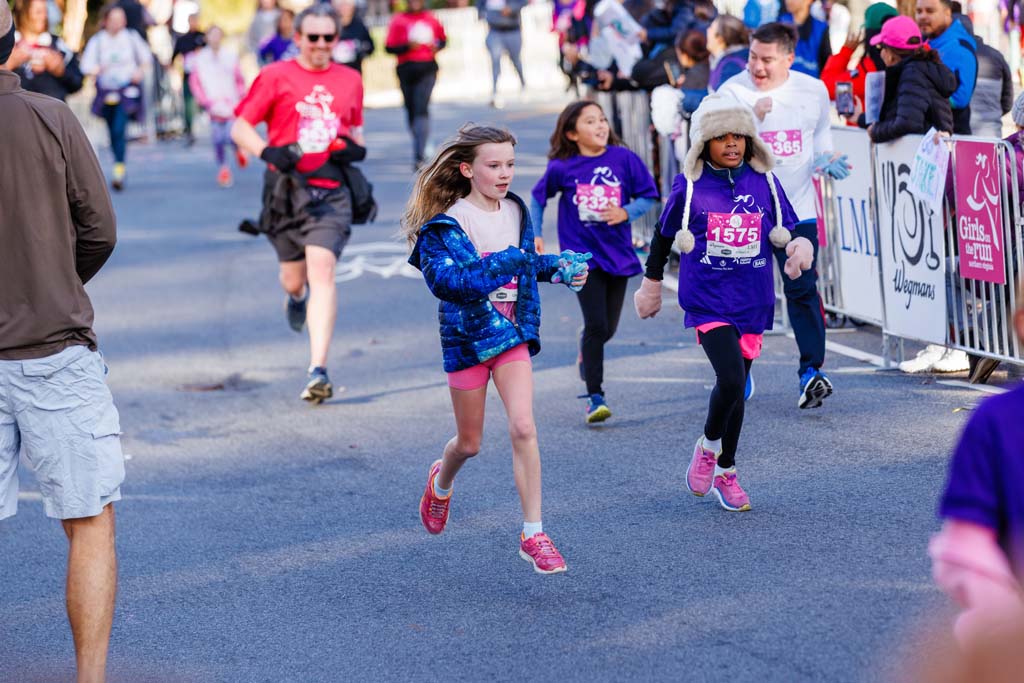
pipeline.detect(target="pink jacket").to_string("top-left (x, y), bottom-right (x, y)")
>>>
top-left (188, 46), bottom-right (245, 121)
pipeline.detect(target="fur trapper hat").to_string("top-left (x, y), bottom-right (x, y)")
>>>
top-left (674, 94), bottom-right (791, 254)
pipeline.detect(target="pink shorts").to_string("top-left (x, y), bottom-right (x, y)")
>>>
top-left (696, 322), bottom-right (764, 360)
top-left (447, 344), bottom-right (531, 391)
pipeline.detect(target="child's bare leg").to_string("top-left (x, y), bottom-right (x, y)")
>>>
top-left (437, 385), bottom-right (487, 489)
top-left (492, 360), bottom-right (541, 522)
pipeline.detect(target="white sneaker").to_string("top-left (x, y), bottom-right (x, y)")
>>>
top-left (899, 344), bottom-right (947, 373)
top-left (931, 349), bottom-right (971, 373)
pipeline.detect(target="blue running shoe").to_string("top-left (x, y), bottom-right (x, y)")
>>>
top-left (798, 368), bottom-right (832, 409)
top-left (285, 293), bottom-right (307, 333)
top-left (744, 372), bottom-right (755, 401)
top-left (582, 393), bottom-right (611, 424)
top-left (301, 366), bottom-right (333, 404)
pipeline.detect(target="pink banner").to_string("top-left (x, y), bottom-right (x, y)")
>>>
top-left (812, 176), bottom-right (828, 248)
top-left (954, 141), bottom-right (1006, 284)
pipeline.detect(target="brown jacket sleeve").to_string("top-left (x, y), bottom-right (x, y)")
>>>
top-left (59, 106), bottom-right (117, 284)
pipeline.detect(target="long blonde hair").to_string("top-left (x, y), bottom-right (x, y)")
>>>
top-left (401, 124), bottom-right (517, 245)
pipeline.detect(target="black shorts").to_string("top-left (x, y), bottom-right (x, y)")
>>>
top-left (261, 170), bottom-right (353, 263)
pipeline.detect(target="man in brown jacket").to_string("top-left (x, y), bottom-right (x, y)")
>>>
top-left (0, 4), bottom-right (123, 681)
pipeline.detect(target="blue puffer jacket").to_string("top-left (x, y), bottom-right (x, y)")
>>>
top-left (408, 192), bottom-right (561, 373)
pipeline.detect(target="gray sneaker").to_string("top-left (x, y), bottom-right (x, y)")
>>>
top-left (301, 366), bottom-right (332, 404)
top-left (285, 293), bottom-right (307, 333)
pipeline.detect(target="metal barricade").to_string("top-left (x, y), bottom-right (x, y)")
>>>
top-left (944, 137), bottom-right (1024, 364)
top-left (590, 90), bottom-right (661, 246)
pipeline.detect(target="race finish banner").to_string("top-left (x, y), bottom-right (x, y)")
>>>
top-left (829, 128), bottom-right (883, 323)
top-left (952, 140), bottom-right (1007, 284)
top-left (873, 135), bottom-right (948, 344)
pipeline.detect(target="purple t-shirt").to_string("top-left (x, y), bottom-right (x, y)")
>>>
top-left (531, 145), bottom-right (660, 277)
top-left (939, 382), bottom-right (1024, 576)
top-left (658, 163), bottom-right (798, 334)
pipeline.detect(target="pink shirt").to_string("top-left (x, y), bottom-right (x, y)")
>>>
top-left (448, 197), bottom-right (521, 321)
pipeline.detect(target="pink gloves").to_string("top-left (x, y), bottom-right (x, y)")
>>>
top-left (929, 520), bottom-right (1024, 646)
top-left (783, 237), bottom-right (814, 280)
top-left (633, 277), bottom-right (662, 319)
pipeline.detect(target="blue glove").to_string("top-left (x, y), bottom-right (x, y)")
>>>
top-left (550, 250), bottom-right (592, 292)
top-left (813, 153), bottom-right (851, 180)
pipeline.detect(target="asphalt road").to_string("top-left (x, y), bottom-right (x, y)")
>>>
top-left (0, 97), bottom-right (998, 682)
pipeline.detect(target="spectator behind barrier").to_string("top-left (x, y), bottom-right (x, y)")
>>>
top-left (248, 0), bottom-right (280, 56)
top-left (1, 0), bottom-right (83, 101)
top-left (641, 0), bottom-right (715, 58)
top-left (955, 12), bottom-right (1012, 139)
top-left (854, 16), bottom-right (955, 143)
top-left (706, 14), bottom-right (749, 91)
top-left (820, 2), bottom-right (896, 117)
top-left (916, 0), bottom-right (976, 134)
top-left (779, 0), bottom-right (830, 76)
top-left (1004, 93), bottom-right (1024, 203)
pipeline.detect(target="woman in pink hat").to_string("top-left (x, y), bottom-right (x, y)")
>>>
top-left (856, 15), bottom-right (956, 143)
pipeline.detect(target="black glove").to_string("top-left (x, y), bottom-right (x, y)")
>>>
top-left (260, 143), bottom-right (303, 173)
top-left (328, 136), bottom-right (367, 165)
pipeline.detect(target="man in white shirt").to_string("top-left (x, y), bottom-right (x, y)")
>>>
top-left (718, 21), bottom-right (849, 409)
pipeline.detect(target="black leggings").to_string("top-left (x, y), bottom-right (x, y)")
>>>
top-left (576, 267), bottom-right (628, 396)
top-left (698, 325), bottom-right (753, 469)
top-left (396, 61), bottom-right (437, 164)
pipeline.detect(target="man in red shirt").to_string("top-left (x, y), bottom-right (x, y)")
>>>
top-left (232, 3), bottom-right (364, 404)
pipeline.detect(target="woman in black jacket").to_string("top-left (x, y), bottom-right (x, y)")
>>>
top-left (859, 15), bottom-right (955, 143)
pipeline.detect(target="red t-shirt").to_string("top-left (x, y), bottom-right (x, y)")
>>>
top-left (385, 11), bottom-right (446, 65)
top-left (235, 59), bottom-right (364, 176)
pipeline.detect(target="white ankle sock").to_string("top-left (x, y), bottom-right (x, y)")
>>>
top-left (703, 436), bottom-right (722, 453)
top-left (714, 465), bottom-right (736, 478)
top-left (523, 520), bottom-right (543, 538)
top-left (433, 474), bottom-right (451, 498)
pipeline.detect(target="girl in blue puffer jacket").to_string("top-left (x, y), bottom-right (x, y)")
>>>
top-left (404, 124), bottom-right (590, 575)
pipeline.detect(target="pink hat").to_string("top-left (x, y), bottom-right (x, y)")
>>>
top-left (869, 15), bottom-right (924, 50)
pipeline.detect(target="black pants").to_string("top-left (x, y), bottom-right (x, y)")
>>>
top-left (396, 61), bottom-right (437, 164)
top-left (576, 268), bottom-right (628, 396)
top-left (698, 325), bottom-right (753, 469)
top-left (772, 219), bottom-right (826, 378)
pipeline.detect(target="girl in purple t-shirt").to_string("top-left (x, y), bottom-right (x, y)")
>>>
top-left (928, 294), bottom-right (1024, 645)
top-left (635, 94), bottom-right (812, 512)
top-left (530, 101), bottom-right (659, 424)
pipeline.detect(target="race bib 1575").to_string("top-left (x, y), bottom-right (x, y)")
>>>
top-left (706, 212), bottom-right (763, 259)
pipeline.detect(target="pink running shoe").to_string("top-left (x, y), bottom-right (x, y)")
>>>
top-left (712, 470), bottom-right (751, 512)
top-left (519, 532), bottom-right (567, 574)
top-left (419, 459), bottom-right (451, 534)
top-left (685, 437), bottom-right (719, 497)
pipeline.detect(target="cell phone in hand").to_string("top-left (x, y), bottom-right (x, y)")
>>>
top-left (836, 81), bottom-right (855, 118)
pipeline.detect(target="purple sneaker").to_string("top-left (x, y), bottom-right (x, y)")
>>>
top-left (685, 438), bottom-right (718, 497)
top-left (712, 470), bottom-right (751, 512)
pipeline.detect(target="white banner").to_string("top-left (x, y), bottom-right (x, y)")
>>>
top-left (873, 135), bottom-right (948, 344)
top-left (830, 128), bottom-right (884, 323)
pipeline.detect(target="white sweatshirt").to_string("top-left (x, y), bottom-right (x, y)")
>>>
top-left (717, 70), bottom-right (833, 223)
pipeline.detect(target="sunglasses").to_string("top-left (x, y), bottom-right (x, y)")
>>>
top-left (304, 33), bottom-right (337, 43)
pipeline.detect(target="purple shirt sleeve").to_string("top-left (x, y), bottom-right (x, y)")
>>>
top-left (771, 174), bottom-right (800, 231)
top-left (531, 160), bottom-right (562, 207)
top-left (939, 408), bottom-right (999, 531)
top-left (658, 174), bottom-right (687, 238)
top-left (626, 148), bottom-right (660, 200)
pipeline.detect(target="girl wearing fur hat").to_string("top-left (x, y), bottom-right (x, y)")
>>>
top-left (634, 94), bottom-right (813, 511)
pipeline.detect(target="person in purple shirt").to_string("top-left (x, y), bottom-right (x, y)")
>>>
top-left (634, 94), bottom-right (812, 512)
top-left (530, 100), bottom-right (659, 424)
top-left (928, 289), bottom-right (1024, 645)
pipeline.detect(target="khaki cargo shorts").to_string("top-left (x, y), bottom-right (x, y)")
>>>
top-left (0, 345), bottom-right (124, 520)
